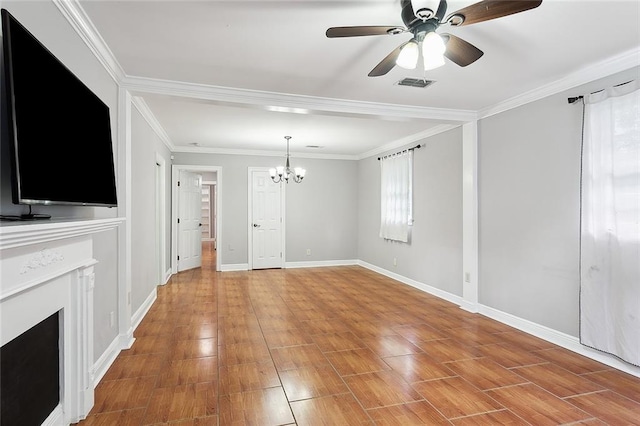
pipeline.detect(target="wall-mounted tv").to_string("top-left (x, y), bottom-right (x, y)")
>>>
top-left (1, 9), bottom-right (117, 213)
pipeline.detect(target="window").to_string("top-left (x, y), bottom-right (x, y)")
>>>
top-left (379, 150), bottom-right (413, 242)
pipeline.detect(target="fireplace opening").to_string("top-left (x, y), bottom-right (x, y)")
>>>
top-left (1, 311), bottom-right (60, 426)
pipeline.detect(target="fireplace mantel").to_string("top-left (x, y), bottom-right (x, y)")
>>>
top-left (0, 217), bottom-right (124, 250)
top-left (0, 217), bottom-right (124, 425)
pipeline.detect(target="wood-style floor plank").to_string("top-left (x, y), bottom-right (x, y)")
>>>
top-left (76, 242), bottom-right (640, 425)
top-left (367, 401), bottom-right (450, 425)
top-left (565, 390), bottom-right (640, 424)
top-left (289, 393), bottom-right (372, 425)
top-left (486, 383), bottom-right (593, 425)
top-left (279, 365), bottom-right (349, 401)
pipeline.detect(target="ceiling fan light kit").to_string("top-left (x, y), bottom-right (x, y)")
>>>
top-left (325, 0), bottom-right (543, 77)
top-left (421, 31), bottom-right (446, 70)
top-left (396, 39), bottom-right (419, 69)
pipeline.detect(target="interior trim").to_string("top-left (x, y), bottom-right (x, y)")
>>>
top-left (131, 97), bottom-right (174, 151)
top-left (478, 47), bottom-right (640, 119)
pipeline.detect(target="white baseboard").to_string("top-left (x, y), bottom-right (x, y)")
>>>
top-left (221, 263), bottom-right (249, 271)
top-left (161, 268), bottom-right (172, 285)
top-left (119, 329), bottom-right (135, 350)
top-left (132, 287), bottom-right (157, 332)
top-left (92, 335), bottom-right (123, 387)
top-left (356, 260), bottom-right (639, 378)
top-left (478, 304), bottom-right (640, 378)
top-left (221, 260), bottom-right (357, 271)
top-left (92, 288), bottom-right (157, 388)
top-left (285, 259), bottom-right (358, 268)
top-left (357, 260), bottom-right (464, 307)
top-left (459, 300), bottom-right (479, 313)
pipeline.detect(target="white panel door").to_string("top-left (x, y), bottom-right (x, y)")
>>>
top-left (178, 171), bottom-right (202, 272)
top-left (251, 170), bottom-right (282, 269)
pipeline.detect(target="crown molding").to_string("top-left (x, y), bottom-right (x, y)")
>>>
top-left (58, 0), bottom-right (638, 157)
top-left (53, 0), bottom-right (125, 83)
top-left (121, 75), bottom-right (477, 123)
top-left (130, 97), bottom-right (175, 151)
top-left (479, 47), bottom-right (640, 119)
top-left (357, 124), bottom-right (461, 160)
top-left (172, 146), bottom-right (358, 161)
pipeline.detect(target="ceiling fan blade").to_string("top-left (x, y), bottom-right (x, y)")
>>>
top-left (442, 34), bottom-right (484, 67)
top-left (368, 42), bottom-right (408, 77)
top-left (445, 0), bottom-right (542, 27)
top-left (326, 26), bottom-right (405, 38)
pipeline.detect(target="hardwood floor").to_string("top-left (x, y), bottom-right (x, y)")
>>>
top-left (77, 242), bottom-right (640, 425)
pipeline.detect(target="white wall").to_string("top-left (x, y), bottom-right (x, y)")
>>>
top-left (357, 127), bottom-right (464, 297)
top-left (477, 66), bottom-right (640, 337)
top-left (0, 1), bottom-right (122, 361)
top-left (130, 106), bottom-right (172, 314)
top-left (172, 152), bottom-right (359, 266)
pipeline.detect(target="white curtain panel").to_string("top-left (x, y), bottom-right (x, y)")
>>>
top-left (580, 80), bottom-right (640, 366)
top-left (379, 150), bottom-right (413, 243)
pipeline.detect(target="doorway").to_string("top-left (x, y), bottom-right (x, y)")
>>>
top-left (172, 165), bottom-right (222, 273)
top-left (201, 177), bottom-right (217, 249)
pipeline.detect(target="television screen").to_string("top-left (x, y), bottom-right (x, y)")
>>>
top-left (2, 9), bottom-right (117, 208)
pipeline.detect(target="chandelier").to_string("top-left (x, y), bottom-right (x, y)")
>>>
top-left (270, 136), bottom-right (306, 184)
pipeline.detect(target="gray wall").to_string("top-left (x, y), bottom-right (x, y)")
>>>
top-left (478, 67), bottom-right (640, 337)
top-left (0, 1), bottom-right (121, 361)
top-left (130, 107), bottom-right (172, 314)
top-left (285, 159), bottom-right (358, 262)
top-left (357, 127), bottom-right (464, 297)
top-left (172, 152), bottom-right (358, 265)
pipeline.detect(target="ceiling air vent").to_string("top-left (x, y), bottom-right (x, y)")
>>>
top-left (306, 145), bottom-right (324, 149)
top-left (396, 78), bottom-right (435, 88)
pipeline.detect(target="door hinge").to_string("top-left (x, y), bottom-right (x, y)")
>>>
top-left (177, 255), bottom-right (180, 261)
top-left (280, 252), bottom-right (282, 258)
top-left (177, 218), bottom-right (180, 224)
top-left (177, 181), bottom-right (181, 187)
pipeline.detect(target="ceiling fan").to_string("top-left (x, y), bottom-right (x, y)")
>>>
top-left (326, 0), bottom-right (542, 76)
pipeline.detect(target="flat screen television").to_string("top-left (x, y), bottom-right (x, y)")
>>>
top-left (1, 8), bottom-right (117, 216)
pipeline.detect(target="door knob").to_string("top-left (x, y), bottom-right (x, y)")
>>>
top-left (253, 223), bottom-right (260, 228)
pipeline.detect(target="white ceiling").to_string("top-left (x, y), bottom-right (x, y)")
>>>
top-left (78, 0), bottom-right (640, 158)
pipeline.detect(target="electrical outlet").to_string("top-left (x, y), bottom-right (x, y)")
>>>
top-left (393, 257), bottom-right (397, 267)
top-left (109, 311), bottom-right (115, 328)
top-left (306, 249), bottom-right (311, 256)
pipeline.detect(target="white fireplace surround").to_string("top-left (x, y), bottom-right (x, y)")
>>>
top-left (0, 218), bottom-right (123, 425)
